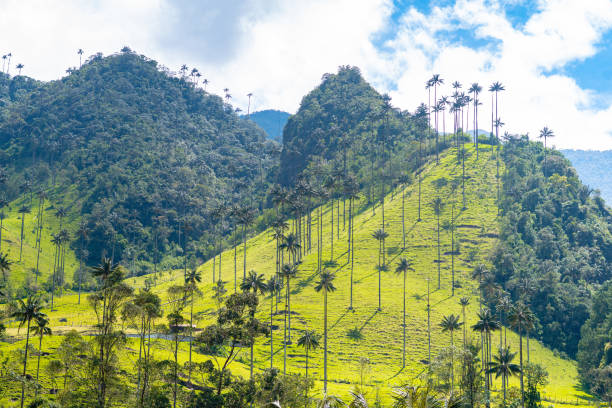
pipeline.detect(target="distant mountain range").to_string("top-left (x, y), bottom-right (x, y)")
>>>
top-left (561, 149), bottom-right (612, 204)
top-left (243, 109), bottom-right (290, 141)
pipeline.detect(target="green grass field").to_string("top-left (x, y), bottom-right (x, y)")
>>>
top-left (0, 145), bottom-right (595, 406)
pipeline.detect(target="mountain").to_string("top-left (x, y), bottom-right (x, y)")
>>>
top-left (244, 109), bottom-right (290, 141)
top-left (0, 49), bottom-right (279, 276)
top-left (562, 149), bottom-right (612, 204)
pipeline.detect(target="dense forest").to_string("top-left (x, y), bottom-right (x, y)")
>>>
top-left (0, 50), bottom-right (278, 271)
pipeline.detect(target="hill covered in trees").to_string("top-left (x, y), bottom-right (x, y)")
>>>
top-left (0, 50), bottom-right (279, 274)
top-left (245, 109), bottom-right (290, 141)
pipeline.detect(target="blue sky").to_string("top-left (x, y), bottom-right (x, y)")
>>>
top-left (2, 0), bottom-right (612, 149)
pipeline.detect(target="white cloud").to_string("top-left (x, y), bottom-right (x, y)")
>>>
top-left (1, 0), bottom-right (612, 149)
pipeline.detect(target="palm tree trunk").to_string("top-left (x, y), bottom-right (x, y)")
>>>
top-left (270, 293), bottom-right (274, 369)
top-left (402, 189), bottom-right (406, 250)
top-left (243, 225), bottom-right (247, 279)
top-left (450, 331), bottom-right (454, 393)
top-left (283, 283), bottom-right (288, 375)
top-left (437, 214), bottom-right (441, 290)
top-left (402, 270), bottom-right (406, 367)
top-left (324, 290), bottom-right (328, 393)
top-left (189, 293), bottom-right (194, 384)
top-left (20, 319), bottom-right (31, 408)
top-left (330, 198), bottom-right (334, 260)
top-left (378, 241), bottom-right (382, 311)
top-left (349, 199), bottom-right (354, 310)
top-left (287, 278), bottom-right (292, 342)
top-left (19, 215), bottom-right (25, 262)
top-left (520, 329), bottom-right (525, 408)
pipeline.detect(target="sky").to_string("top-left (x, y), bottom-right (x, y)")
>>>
top-left (2, 0), bottom-right (612, 149)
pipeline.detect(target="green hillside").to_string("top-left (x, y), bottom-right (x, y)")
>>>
top-left (245, 110), bottom-right (290, 141)
top-left (0, 146), bottom-right (593, 407)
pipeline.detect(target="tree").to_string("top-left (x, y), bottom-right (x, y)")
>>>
top-left (314, 271), bottom-right (337, 394)
top-left (508, 302), bottom-right (535, 408)
top-left (78, 48), bottom-right (84, 67)
top-left (12, 293), bottom-right (45, 408)
top-left (198, 291), bottom-right (267, 395)
top-left (440, 314), bottom-right (463, 392)
top-left (468, 83), bottom-right (482, 159)
top-left (266, 276), bottom-right (280, 369)
top-left (167, 309), bottom-right (184, 408)
top-left (31, 315), bottom-right (52, 393)
top-left (18, 205), bottom-right (31, 262)
top-left (486, 346), bottom-right (521, 404)
top-left (459, 297), bottom-right (470, 349)
top-left (16, 63), bottom-right (24, 75)
top-left (241, 270), bottom-right (267, 379)
top-left (89, 257), bottom-right (133, 408)
top-left (280, 263), bottom-right (297, 372)
top-left (372, 229), bottom-right (388, 311)
top-left (185, 269), bottom-right (202, 384)
top-left (395, 258), bottom-right (414, 367)
top-left (431, 197), bottom-right (445, 289)
top-left (279, 233), bottom-right (300, 266)
top-left (238, 206), bottom-right (256, 280)
top-left (472, 309), bottom-right (500, 408)
top-left (0, 252), bottom-right (12, 283)
top-left (297, 330), bottom-right (320, 381)
top-left (538, 127), bottom-right (554, 176)
top-left (429, 74), bottom-right (444, 163)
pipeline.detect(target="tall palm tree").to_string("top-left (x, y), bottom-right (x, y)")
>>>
top-left (12, 293), bottom-right (45, 408)
top-left (266, 275), bottom-right (280, 368)
top-left (431, 197), bottom-right (444, 289)
top-left (487, 346), bottom-right (521, 404)
top-left (280, 263), bottom-right (297, 373)
top-left (239, 206), bottom-right (255, 280)
top-left (279, 233), bottom-right (300, 266)
top-left (430, 74), bottom-right (444, 163)
top-left (372, 229), bottom-right (388, 311)
top-left (489, 82), bottom-right (505, 145)
top-left (241, 270), bottom-right (267, 379)
top-left (459, 297), bottom-right (470, 348)
top-left (440, 314), bottom-right (463, 391)
top-left (468, 83), bottom-right (482, 158)
top-left (32, 315), bottom-right (51, 393)
top-left (18, 205), bottom-right (31, 262)
top-left (202, 78), bottom-right (209, 91)
top-left (508, 302), bottom-right (535, 408)
top-left (538, 127), bottom-right (554, 176)
top-left (77, 48), bottom-right (84, 68)
top-left (16, 63), bottom-right (23, 75)
top-left (395, 258), bottom-right (414, 367)
top-left (0, 252), bottom-right (12, 283)
top-left (472, 309), bottom-right (500, 408)
top-left (76, 220), bottom-right (89, 303)
top-left (314, 271), bottom-right (337, 394)
top-left (297, 330), bottom-right (320, 381)
top-left (185, 269), bottom-right (202, 384)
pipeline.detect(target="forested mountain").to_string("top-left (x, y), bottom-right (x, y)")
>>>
top-left (0, 49), bottom-right (279, 270)
top-left (494, 136), bottom-right (612, 357)
top-left (245, 109), bottom-right (290, 141)
top-left (562, 149), bottom-right (612, 204)
top-left (279, 66), bottom-right (432, 187)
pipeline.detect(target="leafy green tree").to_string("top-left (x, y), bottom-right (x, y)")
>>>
top-left (88, 257), bottom-right (133, 408)
top-left (12, 293), bottom-right (45, 408)
top-left (0, 252), bottom-right (12, 283)
top-left (395, 258), bottom-right (414, 367)
top-left (314, 271), bottom-right (337, 394)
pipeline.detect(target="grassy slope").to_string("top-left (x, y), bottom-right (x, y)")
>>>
top-left (1, 186), bottom-right (80, 287)
top-left (1, 145), bottom-right (592, 406)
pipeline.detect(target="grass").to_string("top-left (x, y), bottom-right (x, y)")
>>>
top-left (0, 145), bottom-right (594, 406)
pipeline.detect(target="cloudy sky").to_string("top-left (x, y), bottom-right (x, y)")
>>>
top-left (2, 0), bottom-right (612, 149)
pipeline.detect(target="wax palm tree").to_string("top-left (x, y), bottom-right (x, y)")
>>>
top-left (487, 346), bottom-right (521, 403)
top-left (241, 270), bottom-right (267, 379)
top-left (538, 127), bottom-right (554, 176)
top-left (266, 275), bottom-right (280, 368)
top-left (395, 257), bottom-right (414, 367)
top-left (32, 315), bottom-right (51, 392)
top-left (184, 269), bottom-right (201, 384)
top-left (16, 63), bottom-right (23, 75)
top-left (508, 302), bottom-right (535, 408)
top-left (489, 82), bottom-right (505, 143)
top-left (316, 394), bottom-right (345, 408)
top-left (297, 330), bottom-right (320, 381)
top-left (459, 297), bottom-right (470, 348)
top-left (238, 206), bottom-right (255, 279)
top-left (12, 293), bottom-right (45, 408)
top-left (392, 382), bottom-right (442, 408)
top-left (440, 314), bottom-right (463, 391)
top-left (472, 309), bottom-right (500, 407)
top-left (279, 233), bottom-right (300, 266)
top-left (372, 229), bottom-right (388, 311)
top-left (280, 264), bottom-right (297, 345)
top-left (18, 205), bottom-right (31, 262)
top-left (315, 271), bottom-right (337, 394)
top-left (430, 74), bottom-right (444, 163)
top-left (77, 48), bottom-right (84, 67)
top-left (431, 197), bottom-right (444, 289)
top-left (468, 83), bottom-right (482, 158)
top-left (0, 252), bottom-right (11, 283)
